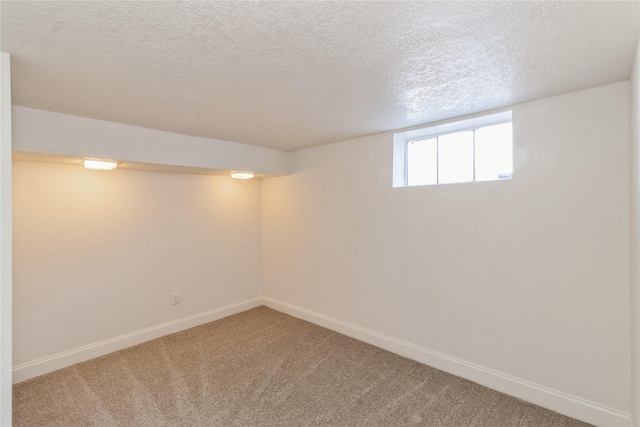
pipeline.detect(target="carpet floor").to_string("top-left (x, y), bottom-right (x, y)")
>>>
top-left (14, 306), bottom-right (593, 426)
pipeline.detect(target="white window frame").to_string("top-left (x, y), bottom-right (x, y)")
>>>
top-left (392, 110), bottom-right (512, 188)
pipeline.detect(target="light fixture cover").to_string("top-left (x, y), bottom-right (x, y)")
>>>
top-left (231, 172), bottom-right (255, 179)
top-left (84, 160), bottom-right (118, 170)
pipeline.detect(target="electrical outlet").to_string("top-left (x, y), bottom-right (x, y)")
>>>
top-left (172, 292), bottom-right (180, 305)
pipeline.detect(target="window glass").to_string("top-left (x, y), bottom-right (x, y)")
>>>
top-left (407, 138), bottom-right (437, 186)
top-left (475, 123), bottom-right (513, 182)
top-left (394, 111), bottom-right (512, 188)
top-left (438, 130), bottom-right (474, 184)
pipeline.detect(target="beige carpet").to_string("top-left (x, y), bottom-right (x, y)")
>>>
top-left (14, 307), bottom-right (592, 426)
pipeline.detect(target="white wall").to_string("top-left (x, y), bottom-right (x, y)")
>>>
top-left (262, 82), bottom-right (630, 424)
top-left (630, 39), bottom-right (640, 427)
top-left (0, 52), bottom-right (12, 427)
top-left (13, 161), bottom-right (262, 378)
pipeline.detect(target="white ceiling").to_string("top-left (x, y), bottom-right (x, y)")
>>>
top-left (1, 1), bottom-right (639, 152)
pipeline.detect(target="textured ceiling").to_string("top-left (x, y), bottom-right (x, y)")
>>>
top-left (1, 1), bottom-right (639, 151)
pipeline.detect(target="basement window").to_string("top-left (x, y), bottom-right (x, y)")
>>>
top-left (393, 111), bottom-right (512, 187)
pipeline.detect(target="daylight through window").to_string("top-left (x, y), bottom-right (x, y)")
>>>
top-left (393, 112), bottom-right (513, 187)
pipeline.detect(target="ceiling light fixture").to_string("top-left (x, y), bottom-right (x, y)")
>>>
top-left (84, 160), bottom-right (118, 170)
top-left (231, 172), bottom-right (255, 179)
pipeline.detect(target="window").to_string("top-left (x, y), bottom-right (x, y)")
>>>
top-left (393, 111), bottom-right (512, 187)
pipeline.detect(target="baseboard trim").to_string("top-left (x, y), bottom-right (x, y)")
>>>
top-left (263, 297), bottom-right (629, 427)
top-left (13, 298), bottom-right (262, 384)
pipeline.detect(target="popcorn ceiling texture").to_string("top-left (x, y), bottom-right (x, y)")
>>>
top-left (1, 1), bottom-right (638, 151)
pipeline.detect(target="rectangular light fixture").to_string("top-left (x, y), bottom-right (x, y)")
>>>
top-left (231, 172), bottom-right (255, 179)
top-left (84, 160), bottom-right (118, 170)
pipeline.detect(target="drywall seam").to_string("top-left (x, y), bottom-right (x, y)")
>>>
top-left (12, 298), bottom-right (262, 384)
top-left (263, 297), bottom-right (630, 427)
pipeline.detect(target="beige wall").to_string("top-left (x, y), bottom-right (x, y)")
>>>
top-left (0, 52), bottom-right (12, 427)
top-left (630, 39), bottom-right (640, 427)
top-left (13, 161), bottom-right (262, 367)
top-left (262, 82), bottom-right (630, 414)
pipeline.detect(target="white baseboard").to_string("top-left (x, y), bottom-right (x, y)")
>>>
top-left (13, 296), bottom-right (631, 427)
top-left (13, 298), bottom-right (262, 384)
top-left (263, 297), bottom-right (629, 427)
